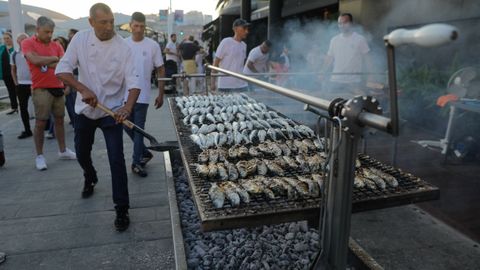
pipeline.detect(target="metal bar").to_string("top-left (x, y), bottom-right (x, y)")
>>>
top-left (164, 151), bottom-right (188, 270)
top-left (386, 45), bottom-right (400, 136)
top-left (207, 65), bottom-right (393, 134)
top-left (159, 71), bottom-right (387, 80)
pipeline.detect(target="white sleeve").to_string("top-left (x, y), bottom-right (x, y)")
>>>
top-left (359, 36), bottom-right (370, 54)
top-left (153, 42), bottom-right (164, 68)
top-left (215, 39), bottom-right (227, 60)
top-left (55, 35), bottom-right (79, 75)
top-left (123, 46), bottom-right (142, 91)
top-left (247, 48), bottom-right (260, 63)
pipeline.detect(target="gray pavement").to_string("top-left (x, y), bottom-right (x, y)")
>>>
top-left (0, 89), bottom-right (177, 269)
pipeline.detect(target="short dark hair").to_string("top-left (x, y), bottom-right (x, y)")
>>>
top-left (89, 3), bottom-right (112, 18)
top-left (171, 33), bottom-right (176, 38)
top-left (37, 16), bottom-right (55, 28)
top-left (340, 13), bottom-right (353, 23)
top-left (131, 12), bottom-right (146, 23)
top-left (264, 40), bottom-right (272, 48)
top-left (69, 28), bottom-right (78, 34)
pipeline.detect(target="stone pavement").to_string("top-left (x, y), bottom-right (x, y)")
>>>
top-left (0, 89), bottom-right (176, 269)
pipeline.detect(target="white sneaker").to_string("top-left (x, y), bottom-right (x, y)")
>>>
top-left (35, 155), bottom-right (48, 171)
top-left (58, 148), bottom-right (77, 160)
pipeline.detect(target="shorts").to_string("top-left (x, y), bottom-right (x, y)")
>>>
top-left (183, 59), bottom-right (197, 75)
top-left (32, 88), bottom-right (65, 120)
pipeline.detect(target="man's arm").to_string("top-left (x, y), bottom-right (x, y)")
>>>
top-left (155, 65), bottom-right (166, 109)
top-left (246, 61), bottom-right (258, 73)
top-left (24, 52), bottom-right (59, 67)
top-left (57, 73), bottom-right (97, 106)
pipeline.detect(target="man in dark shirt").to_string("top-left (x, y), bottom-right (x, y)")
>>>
top-left (178, 35), bottom-right (199, 95)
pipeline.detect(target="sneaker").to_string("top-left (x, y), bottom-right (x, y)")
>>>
top-left (114, 208), bottom-right (130, 232)
top-left (35, 155), bottom-right (47, 171)
top-left (18, 131), bottom-right (33, 139)
top-left (46, 132), bottom-right (55, 139)
top-left (132, 164), bottom-right (148, 177)
top-left (58, 148), bottom-right (77, 160)
top-left (140, 151), bottom-right (154, 167)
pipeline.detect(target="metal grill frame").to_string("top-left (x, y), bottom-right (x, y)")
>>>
top-left (168, 98), bottom-right (439, 232)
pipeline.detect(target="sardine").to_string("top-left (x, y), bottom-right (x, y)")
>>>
top-left (216, 123), bottom-right (225, 133)
top-left (238, 146), bottom-right (249, 159)
top-left (258, 130), bottom-right (267, 143)
top-left (223, 181), bottom-right (250, 204)
top-left (236, 160), bottom-right (249, 178)
top-left (256, 159), bottom-right (268, 175)
top-left (267, 128), bottom-right (277, 141)
top-left (226, 161), bottom-right (239, 181)
top-left (207, 163), bottom-right (218, 179)
top-left (297, 176), bottom-right (320, 197)
top-left (248, 146), bottom-right (262, 158)
top-left (282, 177), bottom-right (310, 198)
top-left (228, 147), bottom-right (239, 159)
top-left (282, 156), bottom-right (299, 170)
top-left (219, 182), bottom-right (241, 207)
top-left (209, 183), bottom-right (225, 208)
top-left (265, 160), bottom-right (285, 176)
top-left (191, 124), bottom-right (199, 134)
top-left (217, 163), bottom-right (229, 181)
top-left (209, 148), bottom-right (219, 163)
top-left (361, 167), bottom-right (386, 189)
top-left (206, 113), bottom-right (216, 123)
top-left (198, 150), bottom-right (209, 163)
top-left (196, 164), bottom-right (209, 178)
top-left (354, 175), bottom-right (366, 189)
top-left (278, 143), bottom-right (292, 156)
top-left (302, 139), bottom-right (317, 151)
top-left (369, 167), bottom-right (399, 187)
top-left (311, 174), bottom-right (325, 191)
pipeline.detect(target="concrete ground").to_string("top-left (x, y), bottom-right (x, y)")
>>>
top-left (0, 89), bottom-right (176, 269)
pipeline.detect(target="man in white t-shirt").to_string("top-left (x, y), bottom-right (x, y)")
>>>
top-left (243, 40), bottom-right (271, 75)
top-left (123, 12), bottom-right (165, 177)
top-left (322, 13), bottom-right (372, 98)
top-left (164, 33), bottom-right (178, 88)
top-left (211, 18), bottom-right (250, 92)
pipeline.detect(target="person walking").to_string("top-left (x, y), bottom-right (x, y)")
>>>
top-left (1, 32), bottom-right (17, 115)
top-left (178, 35), bottom-right (199, 95)
top-left (123, 11), bottom-right (165, 177)
top-left (22, 16), bottom-right (77, 171)
top-left (211, 19), bottom-right (250, 92)
top-left (56, 3), bottom-right (141, 232)
top-left (164, 33), bottom-right (178, 90)
top-left (10, 33), bottom-right (33, 139)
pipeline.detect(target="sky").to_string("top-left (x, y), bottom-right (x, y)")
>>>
top-left (18, 0), bottom-right (218, 19)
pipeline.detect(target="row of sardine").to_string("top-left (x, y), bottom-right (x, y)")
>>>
top-left (354, 167), bottom-right (399, 189)
top-left (175, 93), bottom-right (258, 110)
top-left (208, 174), bottom-right (325, 208)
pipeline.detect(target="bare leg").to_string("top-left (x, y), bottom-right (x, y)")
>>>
top-left (54, 117), bottom-right (66, 152)
top-left (34, 119), bottom-right (47, 155)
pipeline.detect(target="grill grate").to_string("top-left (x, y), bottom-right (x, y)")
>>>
top-left (168, 97), bottom-right (439, 231)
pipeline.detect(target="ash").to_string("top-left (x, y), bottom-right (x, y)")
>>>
top-left (173, 162), bottom-right (321, 270)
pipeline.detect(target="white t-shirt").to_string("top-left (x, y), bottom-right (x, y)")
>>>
top-left (10, 50), bottom-right (32, 85)
top-left (55, 29), bottom-right (141, 120)
top-left (243, 45), bottom-right (269, 75)
top-left (165, 41), bottom-right (178, 62)
top-left (124, 37), bottom-right (164, 104)
top-left (327, 32), bottom-right (370, 83)
top-left (215, 37), bottom-right (248, 89)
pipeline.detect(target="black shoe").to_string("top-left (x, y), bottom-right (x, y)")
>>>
top-left (132, 164), bottom-right (148, 177)
top-left (140, 151), bottom-right (154, 167)
top-left (81, 178), bottom-right (98, 198)
top-left (17, 131), bottom-right (33, 139)
top-left (114, 209), bottom-right (130, 232)
top-left (0, 151), bottom-right (5, 167)
top-left (6, 109), bottom-right (18, 115)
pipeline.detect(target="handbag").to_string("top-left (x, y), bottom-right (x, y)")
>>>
top-left (47, 88), bottom-right (64, 97)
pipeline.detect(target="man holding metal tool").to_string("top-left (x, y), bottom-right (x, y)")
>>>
top-left (124, 11), bottom-right (165, 177)
top-left (211, 18), bottom-right (250, 93)
top-left (322, 13), bottom-right (374, 99)
top-left (56, 3), bottom-right (141, 232)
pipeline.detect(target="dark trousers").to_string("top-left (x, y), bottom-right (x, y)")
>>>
top-left (165, 60), bottom-right (178, 86)
top-left (123, 103), bottom-right (149, 165)
top-left (4, 76), bottom-right (17, 110)
top-left (16, 84), bottom-right (31, 132)
top-left (65, 90), bottom-right (77, 126)
top-left (74, 114), bottom-right (129, 209)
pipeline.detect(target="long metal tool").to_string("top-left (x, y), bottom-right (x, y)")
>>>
top-left (96, 103), bottom-right (178, 152)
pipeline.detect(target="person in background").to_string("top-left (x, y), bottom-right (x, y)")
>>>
top-left (10, 33), bottom-right (33, 139)
top-left (53, 36), bottom-right (76, 128)
top-left (1, 32), bottom-right (17, 115)
top-left (123, 11), bottom-right (165, 177)
top-left (321, 13), bottom-right (373, 98)
top-left (194, 42), bottom-right (206, 93)
top-left (68, 28), bottom-right (78, 41)
top-left (178, 35), bottom-right (199, 95)
top-left (243, 40), bottom-right (272, 90)
top-left (56, 3), bottom-right (141, 232)
top-left (269, 45), bottom-right (289, 87)
top-left (23, 16), bottom-right (77, 171)
top-left (211, 19), bottom-right (250, 93)
top-left (164, 33), bottom-right (178, 90)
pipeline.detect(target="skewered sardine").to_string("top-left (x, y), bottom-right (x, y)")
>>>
top-left (245, 159), bottom-right (257, 176)
top-left (361, 168), bottom-right (386, 189)
top-left (196, 164), bottom-right (209, 178)
top-left (228, 147), bottom-right (239, 159)
top-left (297, 176), bottom-right (320, 197)
top-left (226, 162), bottom-right (239, 181)
top-left (219, 182), bottom-right (241, 207)
top-left (282, 177), bottom-right (310, 198)
top-left (238, 146), bottom-right (249, 159)
top-left (209, 183), bottom-right (225, 208)
top-left (207, 163), bottom-right (218, 179)
top-left (223, 181), bottom-right (250, 203)
top-left (282, 156), bottom-right (299, 169)
top-left (217, 163), bottom-right (229, 181)
top-left (278, 143), bottom-right (291, 156)
top-left (265, 160), bottom-right (285, 176)
top-left (258, 130), bottom-right (267, 143)
top-left (267, 141), bottom-right (283, 157)
top-left (236, 160), bottom-right (248, 178)
top-left (369, 167), bottom-right (399, 187)
top-left (256, 159), bottom-right (268, 175)
top-left (248, 146), bottom-right (262, 158)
